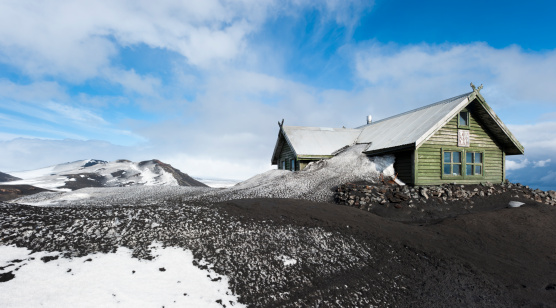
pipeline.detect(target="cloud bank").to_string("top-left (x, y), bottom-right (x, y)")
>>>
top-left (0, 1), bottom-right (555, 190)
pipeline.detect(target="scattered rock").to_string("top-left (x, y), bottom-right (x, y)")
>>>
top-left (0, 272), bottom-right (15, 282)
top-left (40, 255), bottom-right (59, 263)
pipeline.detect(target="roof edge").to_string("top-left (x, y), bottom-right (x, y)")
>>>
top-left (415, 96), bottom-right (471, 148)
top-left (271, 126), bottom-right (299, 165)
top-left (356, 92), bottom-right (473, 130)
top-left (470, 92), bottom-right (525, 154)
top-left (363, 143), bottom-right (415, 156)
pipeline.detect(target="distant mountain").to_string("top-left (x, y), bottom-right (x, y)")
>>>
top-left (0, 171), bottom-right (21, 182)
top-left (3, 159), bottom-right (208, 191)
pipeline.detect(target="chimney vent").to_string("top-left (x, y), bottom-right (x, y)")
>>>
top-left (367, 115), bottom-right (372, 124)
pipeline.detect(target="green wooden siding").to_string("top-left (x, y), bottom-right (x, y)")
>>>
top-left (277, 138), bottom-right (297, 170)
top-left (394, 151), bottom-right (414, 185)
top-left (299, 161), bottom-right (311, 170)
top-left (415, 111), bottom-right (504, 185)
top-left (277, 134), bottom-right (322, 171)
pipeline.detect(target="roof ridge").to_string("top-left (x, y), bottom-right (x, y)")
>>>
top-left (357, 92), bottom-right (472, 128)
top-left (283, 125), bottom-right (360, 131)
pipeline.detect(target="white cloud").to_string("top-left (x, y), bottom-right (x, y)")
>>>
top-left (540, 171), bottom-right (556, 182)
top-left (0, 0), bottom-right (370, 84)
top-left (506, 158), bottom-right (529, 171)
top-left (0, 80), bottom-right (67, 102)
top-left (508, 122), bottom-right (556, 155)
top-left (101, 68), bottom-right (162, 96)
top-left (354, 42), bottom-right (556, 104)
top-left (0, 138), bottom-right (135, 172)
top-left (160, 153), bottom-right (272, 180)
top-left (534, 159), bottom-right (551, 168)
top-left (43, 101), bottom-right (108, 125)
top-left (0, 113), bottom-right (85, 140)
top-left (0, 132), bottom-right (42, 141)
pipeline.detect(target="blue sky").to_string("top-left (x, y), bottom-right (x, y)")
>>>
top-left (0, 0), bottom-right (555, 189)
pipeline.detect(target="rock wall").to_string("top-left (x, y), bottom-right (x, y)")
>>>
top-left (334, 181), bottom-right (556, 211)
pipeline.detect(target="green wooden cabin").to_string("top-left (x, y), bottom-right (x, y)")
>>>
top-left (271, 84), bottom-right (524, 185)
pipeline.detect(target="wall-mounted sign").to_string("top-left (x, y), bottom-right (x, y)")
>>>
top-left (458, 129), bottom-right (470, 147)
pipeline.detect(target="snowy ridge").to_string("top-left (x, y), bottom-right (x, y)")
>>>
top-left (2, 159), bottom-right (206, 192)
top-left (12, 145), bottom-right (396, 206)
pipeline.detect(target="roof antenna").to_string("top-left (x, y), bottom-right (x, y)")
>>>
top-left (278, 119), bottom-right (284, 127)
top-left (470, 82), bottom-right (483, 93)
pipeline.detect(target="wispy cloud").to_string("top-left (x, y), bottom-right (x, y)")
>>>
top-left (534, 159), bottom-right (551, 168)
top-left (354, 42), bottom-right (556, 104)
top-left (506, 158), bottom-right (529, 171)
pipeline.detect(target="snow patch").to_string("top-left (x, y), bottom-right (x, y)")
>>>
top-left (59, 193), bottom-right (90, 202)
top-left (0, 243), bottom-right (244, 308)
top-left (278, 255), bottom-right (297, 266)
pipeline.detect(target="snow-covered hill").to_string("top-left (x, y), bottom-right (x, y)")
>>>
top-left (1, 159), bottom-right (207, 191)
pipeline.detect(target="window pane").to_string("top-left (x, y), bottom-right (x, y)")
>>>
top-left (444, 164), bottom-right (451, 175)
top-left (475, 165), bottom-right (482, 175)
top-left (466, 152), bottom-right (473, 163)
top-left (459, 112), bottom-right (469, 126)
top-left (453, 152), bottom-right (461, 163)
top-left (444, 152), bottom-right (451, 163)
top-left (452, 164), bottom-right (461, 175)
top-left (475, 153), bottom-right (482, 163)
top-left (466, 164), bottom-right (473, 175)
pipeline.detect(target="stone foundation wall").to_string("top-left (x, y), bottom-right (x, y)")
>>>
top-left (334, 182), bottom-right (556, 210)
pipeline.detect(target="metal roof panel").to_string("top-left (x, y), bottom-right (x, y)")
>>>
top-left (358, 93), bottom-right (471, 152)
top-left (282, 126), bottom-right (361, 156)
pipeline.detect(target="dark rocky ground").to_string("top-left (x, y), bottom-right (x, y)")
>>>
top-left (0, 185), bottom-right (50, 201)
top-left (1, 184), bottom-right (556, 307)
top-left (0, 171), bottom-right (21, 182)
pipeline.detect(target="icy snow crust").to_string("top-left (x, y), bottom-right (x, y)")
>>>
top-left (12, 145), bottom-right (395, 206)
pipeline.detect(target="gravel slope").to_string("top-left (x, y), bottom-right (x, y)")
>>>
top-left (2, 196), bottom-right (554, 307)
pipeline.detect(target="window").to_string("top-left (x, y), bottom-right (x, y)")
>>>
top-left (443, 151), bottom-right (462, 176)
top-left (465, 152), bottom-right (483, 176)
top-left (458, 111), bottom-right (470, 128)
top-left (442, 148), bottom-right (485, 179)
top-left (290, 159), bottom-right (296, 171)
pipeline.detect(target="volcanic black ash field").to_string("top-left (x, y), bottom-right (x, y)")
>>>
top-left (1, 147), bottom-right (556, 307)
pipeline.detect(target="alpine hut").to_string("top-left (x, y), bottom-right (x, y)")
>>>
top-left (271, 84), bottom-right (524, 185)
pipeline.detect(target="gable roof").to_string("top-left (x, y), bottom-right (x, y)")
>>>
top-left (271, 126), bottom-right (360, 164)
top-left (465, 91), bottom-right (524, 155)
top-left (271, 88), bottom-right (524, 164)
top-left (357, 92), bottom-right (471, 154)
